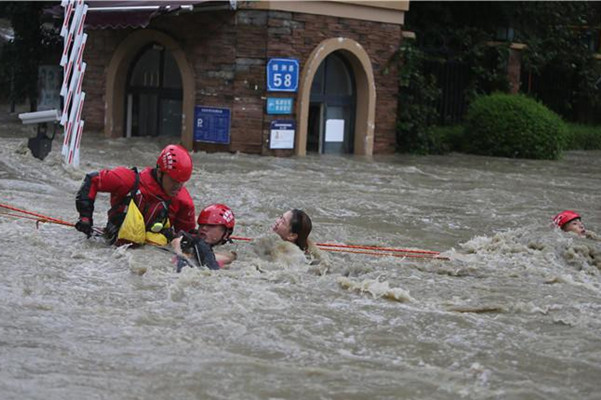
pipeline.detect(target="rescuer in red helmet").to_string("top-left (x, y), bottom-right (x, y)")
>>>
top-left (171, 204), bottom-right (237, 271)
top-left (552, 210), bottom-right (586, 237)
top-left (196, 203), bottom-right (235, 245)
top-left (75, 144), bottom-right (196, 245)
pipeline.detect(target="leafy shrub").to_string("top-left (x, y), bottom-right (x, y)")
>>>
top-left (396, 41), bottom-right (441, 154)
top-left (429, 125), bottom-right (465, 154)
top-left (563, 123), bottom-right (601, 150)
top-left (464, 93), bottom-right (567, 159)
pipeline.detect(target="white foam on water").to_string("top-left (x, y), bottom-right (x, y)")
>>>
top-left (1, 121), bottom-right (601, 399)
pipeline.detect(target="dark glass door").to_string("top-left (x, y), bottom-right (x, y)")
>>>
top-left (126, 44), bottom-right (183, 137)
top-left (308, 53), bottom-right (356, 154)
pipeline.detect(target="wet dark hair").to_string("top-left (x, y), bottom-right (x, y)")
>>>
top-left (289, 209), bottom-right (312, 251)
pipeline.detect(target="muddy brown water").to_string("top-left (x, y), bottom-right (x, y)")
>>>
top-left (1, 121), bottom-right (600, 399)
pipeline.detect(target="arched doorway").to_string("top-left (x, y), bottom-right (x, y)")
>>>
top-left (105, 29), bottom-right (195, 148)
top-left (296, 38), bottom-right (376, 156)
top-left (125, 43), bottom-right (183, 137)
top-left (308, 52), bottom-right (356, 154)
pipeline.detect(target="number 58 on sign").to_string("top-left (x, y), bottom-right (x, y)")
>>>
top-left (267, 58), bottom-right (299, 92)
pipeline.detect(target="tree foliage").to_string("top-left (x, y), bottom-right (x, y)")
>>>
top-left (396, 40), bottom-right (440, 154)
top-left (403, 1), bottom-right (601, 123)
top-left (405, 2), bottom-right (512, 100)
top-left (514, 2), bottom-right (601, 122)
top-left (397, 1), bottom-right (601, 153)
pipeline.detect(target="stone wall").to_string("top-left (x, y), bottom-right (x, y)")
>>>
top-left (83, 30), bottom-right (130, 131)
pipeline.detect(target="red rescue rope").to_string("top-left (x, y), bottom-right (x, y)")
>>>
top-left (0, 212), bottom-right (54, 223)
top-left (0, 203), bottom-right (74, 225)
top-left (324, 248), bottom-right (449, 260)
top-left (230, 235), bottom-right (445, 258)
top-left (0, 205), bottom-right (448, 260)
top-left (0, 203), bottom-right (102, 233)
top-left (316, 242), bottom-right (440, 255)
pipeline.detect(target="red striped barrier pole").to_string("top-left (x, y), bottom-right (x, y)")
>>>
top-left (60, 1), bottom-right (88, 165)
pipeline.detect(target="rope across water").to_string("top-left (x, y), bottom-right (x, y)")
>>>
top-left (0, 203), bottom-right (448, 260)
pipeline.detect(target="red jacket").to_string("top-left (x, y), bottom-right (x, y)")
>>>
top-left (76, 166), bottom-right (196, 233)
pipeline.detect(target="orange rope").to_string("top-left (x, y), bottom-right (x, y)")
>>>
top-left (323, 247), bottom-right (449, 260)
top-left (0, 206), bottom-right (448, 260)
top-left (0, 212), bottom-right (75, 230)
top-left (231, 235), bottom-right (252, 242)
top-left (0, 203), bottom-right (103, 234)
top-left (0, 203), bottom-right (74, 226)
top-left (0, 212), bottom-right (53, 223)
top-left (317, 242), bottom-right (440, 255)
top-left (230, 235), bottom-right (446, 259)
top-left (1, 212), bottom-right (39, 221)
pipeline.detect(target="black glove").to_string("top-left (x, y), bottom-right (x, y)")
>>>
top-left (161, 227), bottom-right (176, 242)
top-left (75, 217), bottom-right (93, 237)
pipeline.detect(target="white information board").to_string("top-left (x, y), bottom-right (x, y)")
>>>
top-left (270, 120), bottom-right (295, 149)
top-left (325, 119), bottom-right (345, 142)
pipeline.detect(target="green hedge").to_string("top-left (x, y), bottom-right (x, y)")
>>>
top-left (421, 122), bottom-right (601, 155)
top-left (563, 123), bottom-right (601, 150)
top-left (428, 125), bottom-right (465, 154)
top-left (463, 93), bottom-right (567, 159)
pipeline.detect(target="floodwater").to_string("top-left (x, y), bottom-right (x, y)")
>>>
top-left (1, 116), bottom-right (600, 400)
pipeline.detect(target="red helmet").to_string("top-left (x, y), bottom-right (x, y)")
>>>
top-left (157, 144), bottom-right (193, 183)
top-left (198, 204), bottom-right (235, 229)
top-left (553, 210), bottom-right (581, 228)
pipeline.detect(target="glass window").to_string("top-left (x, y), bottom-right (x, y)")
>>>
top-left (137, 94), bottom-right (159, 136)
top-left (159, 98), bottom-right (182, 137)
top-left (126, 44), bottom-right (183, 137)
top-left (163, 52), bottom-right (182, 89)
top-left (311, 62), bottom-right (325, 95)
top-left (129, 47), bottom-right (161, 87)
top-left (325, 54), bottom-right (353, 96)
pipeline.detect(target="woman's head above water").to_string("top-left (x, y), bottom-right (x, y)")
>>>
top-left (272, 209), bottom-right (313, 251)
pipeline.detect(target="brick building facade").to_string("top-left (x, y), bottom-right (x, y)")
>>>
top-left (82, 1), bottom-right (408, 156)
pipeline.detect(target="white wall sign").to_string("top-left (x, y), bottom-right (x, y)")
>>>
top-left (325, 119), bottom-right (345, 142)
top-left (269, 120), bottom-right (295, 149)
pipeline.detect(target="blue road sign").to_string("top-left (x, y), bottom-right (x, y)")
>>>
top-left (267, 58), bottom-right (299, 92)
top-left (266, 97), bottom-right (294, 114)
top-left (193, 106), bottom-right (231, 144)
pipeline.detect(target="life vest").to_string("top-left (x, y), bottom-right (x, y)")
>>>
top-left (105, 168), bottom-right (171, 247)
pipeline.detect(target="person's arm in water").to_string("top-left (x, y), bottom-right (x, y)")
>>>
top-left (215, 251), bottom-right (237, 268)
top-left (170, 233), bottom-right (220, 271)
top-left (75, 167), bottom-right (136, 237)
top-left (171, 236), bottom-right (236, 269)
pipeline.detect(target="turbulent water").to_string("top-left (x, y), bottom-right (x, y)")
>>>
top-left (1, 117), bottom-right (600, 400)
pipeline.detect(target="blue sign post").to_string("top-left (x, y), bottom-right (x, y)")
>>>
top-left (193, 106), bottom-right (231, 144)
top-left (267, 58), bottom-right (299, 92)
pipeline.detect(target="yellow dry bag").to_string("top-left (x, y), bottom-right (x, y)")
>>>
top-left (145, 218), bottom-right (171, 246)
top-left (117, 199), bottom-right (146, 245)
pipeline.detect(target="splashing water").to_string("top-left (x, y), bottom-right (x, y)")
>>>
top-left (1, 117), bottom-right (601, 399)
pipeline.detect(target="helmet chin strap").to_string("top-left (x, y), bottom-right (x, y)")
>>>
top-left (156, 168), bottom-right (165, 190)
top-left (221, 229), bottom-right (233, 245)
